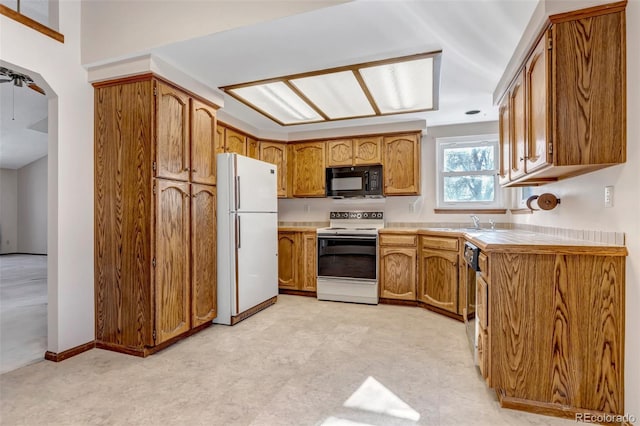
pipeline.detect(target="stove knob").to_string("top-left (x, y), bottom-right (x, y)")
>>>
top-left (356, 213), bottom-right (362, 219)
top-left (342, 212), bottom-right (348, 218)
top-left (363, 212), bottom-right (368, 218)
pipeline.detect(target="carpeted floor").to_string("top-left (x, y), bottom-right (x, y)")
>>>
top-left (0, 295), bottom-right (574, 425)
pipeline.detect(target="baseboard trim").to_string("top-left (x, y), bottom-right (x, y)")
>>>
top-left (416, 302), bottom-right (464, 322)
top-left (279, 289), bottom-right (317, 297)
top-left (44, 341), bottom-right (95, 362)
top-left (497, 389), bottom-right (629, 425)
top-left (379, 298), bottom-right (419, 307)
top-left (231, 296), bottom-right (278, 325)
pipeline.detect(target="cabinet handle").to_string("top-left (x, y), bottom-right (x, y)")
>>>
top-left (519, 157), bottom-right (524, 162)
top-left (184, 167), bottom-right (190, 171)
top-left (192, 169), bottom-right (197, 173)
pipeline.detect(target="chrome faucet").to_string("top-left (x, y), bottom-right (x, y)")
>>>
top-left (470, 215), bottom-right (481, 229)
top-left (489, 219), bottom-right (496, 231)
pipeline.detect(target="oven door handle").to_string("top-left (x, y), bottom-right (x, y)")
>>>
top-left (317, 235), bottom-right (377, 240)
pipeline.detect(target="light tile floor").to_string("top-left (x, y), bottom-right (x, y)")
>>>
top-left (0, 295), bottom-right (575, 425)
top-left (0, 254), bottom-right (47, 374)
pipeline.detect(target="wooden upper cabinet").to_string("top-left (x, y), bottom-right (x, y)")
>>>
top-left (525, 33), bottom-right (550, 174)
top-left (498, 98), bottom-right (511, 185)
top-left (260, 142), bottom-right (288, 198)
top-left (382, 133), bottom-right (420, 195)
top-left (277, 232), bottom-right (297, 290)
top-left (190, 99), bottom-right (217, 185)
top-left (247, 137), bottom-right (259, 159)
top-left (225, 128), bottom-right (247, 156)
top-left (509, 72), bottom-right (526, 181)
top-left (292, 142), bottom-right (326, 197)
top-left (418, 247), bottom-right (458, 314)
top-left (155, 179), bottom-right (191, 344)
top-left (497, 7), bottom-right (626, 186)
top-left (156, 81), bottom-right (190, 181)
top-left (354, 136), bottom-right (382, 165)
top-left (380, 246), bottom-right (417, 300)
top-left (326, 139), bottom-right (353, 167)
top-left (215, 125), bottom-right (226, 155)
top-left (191, 184), bottom-right (216, 328)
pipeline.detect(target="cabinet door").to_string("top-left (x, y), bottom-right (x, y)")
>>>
top-left (260, 142), bottom-right (288, 198)
top-left (418, 248), bottom-right (458, 313)
top-left (215, 125), bottom-right (226, 155)
top-left (383, 134), bottom-right (420, 195)
top-left (226, 128), bottom-right (247, 155)
top-left (300, 232), bottom-right (317, 292)
top-left (155, 179), bottom-right (191, 344)
top-left (278, 232), bottom-right (298, 289)
top-left (526, 33), bottom-right (550, 173)
top-left (156, 81), bottom-right (190, 181)
top-left (354, 136), bottom-right (382, 165)
top-left (191, 184), bottom-right (216, 328)
top-left (292, 142), bottom-right (326, 197)
top-left (247, 137), bottom-right (260, 159)
top-left (326, 139), bottom-right (353, 167)
top-left (498, 98), bottom-right (511, 185)
top-left (510, 72), bottom-right (526, 180)
top-left (380, 247), bottom-right (417, 300)
top-left (191, 99), bottom-right (217, 185)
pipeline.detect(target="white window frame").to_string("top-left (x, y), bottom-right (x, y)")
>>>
top-left (436, 134), bottom-right (502, 209)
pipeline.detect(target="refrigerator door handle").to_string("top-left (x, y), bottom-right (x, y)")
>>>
top-left (236, 216), bottom-right (241, 249)
top-left (235, 176), bottom-right (241, 210)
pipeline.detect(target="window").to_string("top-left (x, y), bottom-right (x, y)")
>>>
top-left (436, 135), bottom-right (501, 209)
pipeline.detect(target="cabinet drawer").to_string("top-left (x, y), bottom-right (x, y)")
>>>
top-left (420, 236), bottom-right (458, 251)
top-left (477, 275), bottom-right (488, 329)
top-left (379, 233), bottom-right (417, 246)
top-left (478, 252), bottom-right (489, 278)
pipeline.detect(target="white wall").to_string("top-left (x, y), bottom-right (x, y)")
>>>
top-left (279, 121), bottom-right (505, 226)
top-left (0, 168), bottom-right (18, 254)
top-left (17, 156), bottom-right (47, 254)
top-left (1, 2), bottom-right (94, 353)
top-left (509, 0), bottom-right (639, 418)
top-left (81, 0), bottom-right (348, 65)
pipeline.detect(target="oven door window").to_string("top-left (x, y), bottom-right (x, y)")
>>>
top-left (317, 236), bottom-right (377, 280)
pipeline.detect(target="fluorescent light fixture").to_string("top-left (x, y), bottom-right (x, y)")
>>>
top-left (229, 82), bottom-right (323, 125)
top-left (221, 51), bottom-right (441, 126)
top-left (359, 57), bottom-right (434, 113)
top-left (291, 71), bottom-right (375, 119)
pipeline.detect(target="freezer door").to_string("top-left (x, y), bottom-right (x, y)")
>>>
top-left (236, 212), bottom-right (278, 314)
top-left (235, 155), bottom-right (278, 212)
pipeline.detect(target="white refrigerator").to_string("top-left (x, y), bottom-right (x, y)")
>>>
top-left (215, 153), bottom-right (278, 325)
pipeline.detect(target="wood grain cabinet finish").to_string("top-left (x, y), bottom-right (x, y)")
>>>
top-left (155, 179), bottom-right (191, 344)
top-left (489, 251), bottom-right (625, 420)
top-left (190, 99), bottom-right (217, 185)
top-left (277, 232), bottom-right (298, 290)
top-left (498, 5), bottom-right (626, 186)
top-left (94, 76), bottom-right (219, 356)
top-left (382, 133), bottom-right (421, 195)
top-left (498, 97), bottom-right (511, 185)
top-left (215, 125), bottom-right (226, 155)
top-left (354, 136), bottom-right (382, 165)
top-left (260, 142), bottom-right (288, 198)
top-left (247, 137), bottom-right (259, 159)
top-left (291, 142), bottom-right (326, 197)
top-left (380, 247), bottom-right (417, 300)
top-left (277, 230), bottom-right (317, 292)
top-left (225, 128), bottom-right (247, 156)
top-left (418, 248), bottom-right (459, 314)
top-left (191, 184), bottom-right (217, 327)
top-left (156, 81), bottom-right (190, 181)
top-left (326, 139), bottom-right (354, 167)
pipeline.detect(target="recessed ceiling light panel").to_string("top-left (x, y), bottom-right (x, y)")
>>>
top-left (359, 57), bottom-right (435, 114)
top-left (229, 82), bottom-right (323, 125)
top-left (291, 71), bottom-right (375, 119)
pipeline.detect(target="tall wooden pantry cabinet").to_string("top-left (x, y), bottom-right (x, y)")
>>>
top-left (94, 74), bottom-right (219, 356)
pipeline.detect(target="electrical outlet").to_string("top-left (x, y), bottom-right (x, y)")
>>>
top-left (604, 186), bottom-right (614, 208)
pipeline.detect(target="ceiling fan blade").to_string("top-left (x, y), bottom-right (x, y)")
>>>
top-left (27, 83), bottom-right (46, 95)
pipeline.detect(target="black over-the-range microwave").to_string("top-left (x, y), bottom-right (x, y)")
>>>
top-left (325, 165), bottom-right (383, 198)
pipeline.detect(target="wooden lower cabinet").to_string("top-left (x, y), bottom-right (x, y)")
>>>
top-left (486, 251), bottom-right (626, 420)
top-left (278, 229), bottom-right (317, 292)
top-left (191, 184), bottom-right (217, 327)
top-left (418, 235), bottom-right (459, 314)
top-left (379, 232), bottom-right (417, 300)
